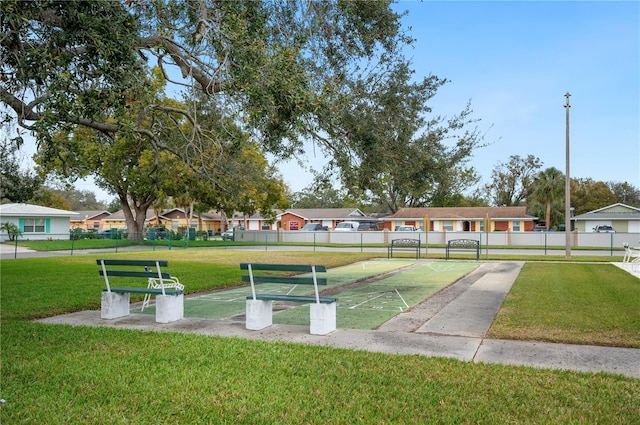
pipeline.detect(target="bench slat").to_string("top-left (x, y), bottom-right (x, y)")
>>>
top-left (99, 270), bottom-right (172, 279)
top-left (240, 263), bottom-right (327, 273)
top-left (96, 259), bottom-right (169, 267)
top-left (241, 275), bottom-right (327, 285)
top-left (104, 287), bottom-right (183, 295)
top-left (247, 294), bottom-right (336, 304)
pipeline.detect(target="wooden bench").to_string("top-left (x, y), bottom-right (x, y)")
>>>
top-left (241, 263), bottom-right (337, 335)
top-left (388, 238), bottom-right (421, 259)
top-left (445, 239), bottom-right (480, 261)
top-left (98, 259), bottom-right (184, 323)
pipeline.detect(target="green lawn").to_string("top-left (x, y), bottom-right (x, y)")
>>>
top-left (488, 262), bottom-right (640, 348)
top-left (1, 250), bottom-right (639, 424)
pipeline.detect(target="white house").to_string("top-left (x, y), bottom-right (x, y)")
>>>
top-left (0, 203), bottom-right (78, 241)
top-left (572, 203), bottom-right (640, 233)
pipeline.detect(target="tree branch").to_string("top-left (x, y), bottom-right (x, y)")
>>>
top-left (138, 36), bottom-right (223, 95)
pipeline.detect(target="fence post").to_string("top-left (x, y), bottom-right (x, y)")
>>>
top-left (610, 233), bottom-right (613, 256)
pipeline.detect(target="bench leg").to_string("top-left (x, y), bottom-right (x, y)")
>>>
top-left (155, 294), bottom-right (184, 324)
top-left (246, 299), bottom-right (272, 330)
top-left (310, 302), bottom-right (337, 335)
top-left (101, 292), bottom-right (130, 319)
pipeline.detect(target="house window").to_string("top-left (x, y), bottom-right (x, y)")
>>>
top-left (23, 218), bottom-right (46, 233)
top-left (443, 221), bottom-right (454, 231)
top-left (479, 220), bottom-right (484, 232)
top-left (512, 221), bottom-right (521, 232)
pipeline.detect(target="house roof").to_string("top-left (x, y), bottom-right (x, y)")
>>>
top-left (278, 208), bottom-right (367, 220)
top-left (103, 209), bottom-right (160, 221)
top-left (103, 208), bottom-right (209, 222)
top-left (230, 211), bottom-right (275, 220)
top-left (0, 203), bottom-right (78, 217)
top-left (386, 206), bottom-right (536, 220)
top-left (200, 211), bottom-right (224, 220)
top-left (573, 203), bottom-right (640, 221)
top-left (72, 210), bottom-right (111, 221)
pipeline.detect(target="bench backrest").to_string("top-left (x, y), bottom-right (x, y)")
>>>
top-left (447, 239), bottom-right (479, 248)
top-left (391, 238), bottom-right (420, 247)
top-left (240, 263), bottom-right (327, 302)
top-left (97, 259), bottom-right (172, 293)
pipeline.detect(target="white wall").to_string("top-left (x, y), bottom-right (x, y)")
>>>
top-left (1, 216), bottom-right (71, 241)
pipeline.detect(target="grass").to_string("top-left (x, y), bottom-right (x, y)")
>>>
top-left (2, 249), bottom-right (639, 423)
top-left (488, 263), bottom-right (640, 348)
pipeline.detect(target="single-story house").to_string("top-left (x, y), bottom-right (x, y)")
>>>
top-left (278, 208), bottom-right (369, 231)
top-left (384, 206), bottom-right (537, 232)
top-left (101, 209), bottom-right (157, 231)
top-left (572, 203), bottom-right (640, 233)
top-left (228, 211), bottom-right (278, 231)
top-left (96, 208), bottom-right (229, 234)
top-left (0, 203), bottom-right (78, 241)
top-left (70, 210), bottom-right (111, 231)
top-left (101, 209), bottom-right (193, 232)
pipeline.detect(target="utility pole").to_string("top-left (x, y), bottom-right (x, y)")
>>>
top-left (564, 92), bottom-right (571, 259)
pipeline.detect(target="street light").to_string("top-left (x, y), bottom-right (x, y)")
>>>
top-left (564, 92), bottom-right (571, 259)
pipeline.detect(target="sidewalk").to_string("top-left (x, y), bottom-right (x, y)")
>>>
top-left (38, 261), bottom-right (640, 379)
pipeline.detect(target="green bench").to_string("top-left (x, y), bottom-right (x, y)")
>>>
top-left (241, 263), bottom-right (337, 335)
top-left (98, 259), bottom-right (184, 323)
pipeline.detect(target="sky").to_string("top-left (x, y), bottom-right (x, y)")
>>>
top-left (14, 0), bottom-right (640, 202)
top-left (278, 0), bottom-right (640, 194)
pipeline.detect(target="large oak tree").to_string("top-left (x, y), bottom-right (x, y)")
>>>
top-left (1, 0), bottom-right (411, 175)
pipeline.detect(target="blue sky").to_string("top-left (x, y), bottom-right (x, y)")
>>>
top-left (281, 0), bottom-right (640, 194)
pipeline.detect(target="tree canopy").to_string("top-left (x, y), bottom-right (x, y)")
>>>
top-left (317, 60), bottom-right (484, 212)
top-left (1, 0), bottom-right (411, 176)
top-left (0, 136), bottom-right (42, 203)
top-left (485, 154), bottom-right (542, 207)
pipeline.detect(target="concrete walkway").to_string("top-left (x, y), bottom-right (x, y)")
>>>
top-left (38, 261), bottom-right (640, 379)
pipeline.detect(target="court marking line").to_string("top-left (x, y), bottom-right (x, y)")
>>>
top-left (395, 288), bottom-right (410, 309)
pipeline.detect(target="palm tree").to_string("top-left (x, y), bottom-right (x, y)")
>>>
top-left (533, 167), bottom-right (565, 230)
top-left (0, 222), bottom-right (21, 241)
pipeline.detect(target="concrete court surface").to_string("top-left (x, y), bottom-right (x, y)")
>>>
top-left (38, 261), bottom-right (640, 379)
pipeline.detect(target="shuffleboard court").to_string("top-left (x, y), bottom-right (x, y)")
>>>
top-left (135, 260), bottom-right (479, 329)
top-left (274, 262), bottom-right (479, 329)
top-left (134, 260), bottom-right (418, 320)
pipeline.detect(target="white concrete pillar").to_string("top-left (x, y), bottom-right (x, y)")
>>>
top-left (310, 302), bottom-right (337, 335)
top-left (246, 299), bottom-right (272, 330)
top-left (155, 294), bottom-right (184, 324)
top-left (101, 291), bottom-right (130, 319)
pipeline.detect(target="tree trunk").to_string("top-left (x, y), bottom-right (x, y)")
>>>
top-left (118, 191), bottom-right (155, 240)
top-left (545, 201), bottom-right (552, 230)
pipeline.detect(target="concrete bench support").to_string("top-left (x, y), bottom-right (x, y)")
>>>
top-left (310, 302), bottom-right (337, 335)
top-left (101, 291), bottom-right (130, 319)
top-left (246, 299), bottom-right (273, 330)
top-left (155, 294), bottom-right (184, 324)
